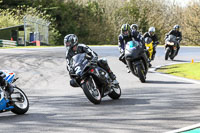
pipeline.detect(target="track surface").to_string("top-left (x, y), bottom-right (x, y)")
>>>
top-left (0, 46), bottom-right (200, 133)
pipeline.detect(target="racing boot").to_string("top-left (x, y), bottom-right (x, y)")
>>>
top-left (149, 63), bottom-right (152, 68)
top-left (126, 65), bottom-right (131, 73)
top-left (5, 83), bottom-right (14, 95)
top-left (108, 71), bottom-right (116, 81)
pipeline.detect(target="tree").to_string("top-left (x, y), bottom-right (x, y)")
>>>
top-left (182, 1), bottom-right (200, 45)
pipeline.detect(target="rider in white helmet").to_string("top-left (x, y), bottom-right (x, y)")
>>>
top-left (143, 27), bottom-right (159, 61)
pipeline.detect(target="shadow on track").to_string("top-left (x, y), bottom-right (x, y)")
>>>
top-left (99, 98), bottom-right (150, 106)
top-left (171, 59), bottom-right (189, 62)
top-left (145, 80), bottom-right (192, 84)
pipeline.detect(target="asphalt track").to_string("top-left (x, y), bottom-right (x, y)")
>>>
top-left (0, 46), bottom-right (200, 133)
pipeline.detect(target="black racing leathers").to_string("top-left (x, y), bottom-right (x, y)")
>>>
top-left (166, 30), bottom-right (182, 42)
top-left (66, 44), bottom-right (115, 83)
top-left (166, 29), bottom-right (182, 55)
top-left (66, 43), bottom-right (97, 72)
top-left (143, 32), bottom-right (159, 43)
top-left (118, 30), bottom-right (144, 64)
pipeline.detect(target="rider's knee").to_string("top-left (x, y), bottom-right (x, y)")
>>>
top-left (70, 79), bottom-right (79, 87)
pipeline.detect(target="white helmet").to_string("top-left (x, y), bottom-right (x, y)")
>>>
top-left (148, 27), bottom-right (155, 36)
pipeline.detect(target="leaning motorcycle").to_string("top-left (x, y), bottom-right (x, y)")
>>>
top-left (70, 53), bottom-right (121, 104)
top-left (0, 70), bottom-right (29, 114)
top-left (165, 35), bottom-right (179, 60)
top-left (125, 40), bottom-right (149, 83)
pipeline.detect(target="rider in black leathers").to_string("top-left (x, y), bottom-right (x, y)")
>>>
top-left (65, 34), bottom-right (116, 87)
top-left (118, 24), bottom-right (144, 66)
top-left (165, 25), bottom-right (182, 55)
top-left (143, 27), bottom-right (159, 61)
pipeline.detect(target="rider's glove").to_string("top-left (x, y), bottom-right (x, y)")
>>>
top-left (119, 48), bottom-right (124, 54)
top-left (153, 41), bottom-right (159, 46)
top-left (90, 57), bottom-right (98, 64)
top-left (69, 68), bottom-right (74, 75)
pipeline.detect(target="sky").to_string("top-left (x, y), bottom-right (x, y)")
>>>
top-left (168, 0), bottom-right (191, 7)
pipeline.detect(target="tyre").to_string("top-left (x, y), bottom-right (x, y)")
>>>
top-left (170, 56), bottom-right (175, 60)
top-left (81, 76), bottom-right (101, 104)
top-left (165, 47), bottom-right (170, 60)
top-left (11, 87), bottom-right (29, 115)
top-left (137, 65), bottom-right (146, 83)
top-left (108, 84), bottom-right (121, 99)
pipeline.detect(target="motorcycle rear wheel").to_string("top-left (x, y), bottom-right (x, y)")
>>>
top-left (11, 87), bottom-right (29, 115)
top-left (82, 76), bottom-right (101, 104)
top-left (108, 84), bottom-right (121, 99)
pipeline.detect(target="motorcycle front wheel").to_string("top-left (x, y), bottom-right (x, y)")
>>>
top-left (136, 65), bottom-right (146, 83)
top-left (11, 87), bottom-right (29, 115)
top-left (165, 47), bottom-right (170, 60)
top-left (81, 76), bottom-right (101, 104)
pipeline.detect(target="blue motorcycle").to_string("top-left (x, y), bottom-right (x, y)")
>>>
top-left (0, 70), bottom-right (29, 114)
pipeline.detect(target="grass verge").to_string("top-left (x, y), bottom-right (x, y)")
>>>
top-left (157, 62), bottom-right (200, 80)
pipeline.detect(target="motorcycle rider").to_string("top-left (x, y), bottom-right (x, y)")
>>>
top-left (130, 24), bottom-right (144, 42)
top-left (0, 71), bottom-right (14, 95)
top-left (118, 24), bottom-right (144, 68)
top-left (130, 24), bottom-right (138, 32)
top-left (165, 25), bottom-right (182, 56)
top-left (143, 27), bottom-right (159, 61)
top-left (64, 34), bottom-right (116, 87)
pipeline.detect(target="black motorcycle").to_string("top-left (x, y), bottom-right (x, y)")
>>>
top-left (165, 35), bottom-right (179, 60)
top-left (125, 40), bottom-right (149, 83)
top-left (70, 53), bottom-right (121, 104)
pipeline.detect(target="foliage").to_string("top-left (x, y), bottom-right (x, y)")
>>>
top-left (0, 6), bottom-right (60, 45)
top-left (1, 0), bottom-right (200, 45)
top-left (182, 2), bottom-right (200, 45)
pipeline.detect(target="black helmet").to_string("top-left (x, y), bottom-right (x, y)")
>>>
top-left (64, 34), bottom-right (78, 49)
top-left (130, 24), bottom-right (138, 31)
top-left (121, 24), bottom-right (130, 37)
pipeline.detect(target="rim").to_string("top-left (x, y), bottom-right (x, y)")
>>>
top-left (86, 78), bottom-right (101, 100)
top-left (11, 88), bottom-right (28, 109)
top-left (112, 84), bottom-right (121, 95)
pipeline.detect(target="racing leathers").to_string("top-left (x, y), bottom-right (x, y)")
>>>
top-left (0, 71), bottom-right (14, 94)
top-left (118, 30), bottom-right (144, 65)
top-left (66, 44), bottom-right (116, 87)
top-left (165, 29), bottom-right (182, 55)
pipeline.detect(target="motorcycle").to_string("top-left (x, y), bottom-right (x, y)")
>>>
top-left (165, 35), bottom-right (179, 60)
top-left (0, 70), bottom-right (29, 114)
top-left (69, 53), bottom-right (121, 104)
top-left (145, 37), bottom-right (154, 60)
top-left (125, 40), bottom-right (149, 83)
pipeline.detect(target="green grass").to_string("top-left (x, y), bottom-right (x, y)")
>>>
top-left (157, 62), bottom-right (200, 80)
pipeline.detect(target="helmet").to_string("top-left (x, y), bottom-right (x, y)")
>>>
top-left (148, 27), bottom-right (155, 36)
top-left (130, 24), bottom-right (138, 31)
top-left (64, 34), bottom-right (78, 49)
top-left (173, 25), bottom-right (180, 31)
top-left (121, 24), bottom-right (130, 37)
